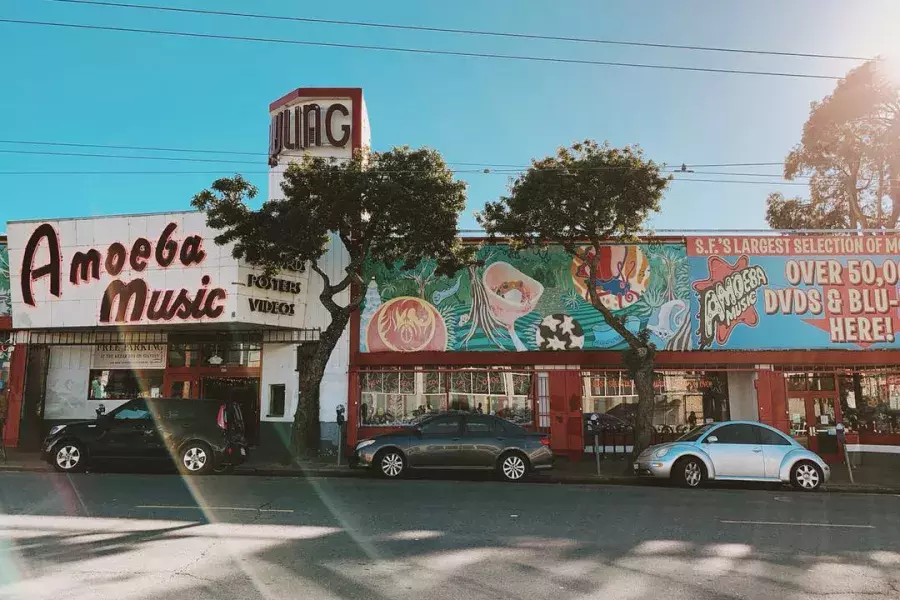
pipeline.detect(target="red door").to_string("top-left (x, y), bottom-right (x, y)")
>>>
top-left (548, 371), bottom-right (583, 460)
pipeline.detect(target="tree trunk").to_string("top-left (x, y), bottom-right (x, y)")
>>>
top-left (629, 356), bottom-right (656, 461)
top-left (291, 311), bottom-right (349, 459)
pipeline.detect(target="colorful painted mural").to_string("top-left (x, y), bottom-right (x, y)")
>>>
top-left (360, 243), bottom-right (692, 352)
top-left (687, 235), bottom-right (900, 350)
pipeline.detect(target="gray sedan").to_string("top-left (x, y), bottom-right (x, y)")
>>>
top-left (353, 413), bottom-right (554, 481)
top-left (633, 420), bottom-right (831, 491)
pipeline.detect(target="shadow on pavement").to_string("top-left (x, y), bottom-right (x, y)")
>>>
top-left (2, 471), bottom-right (900, 600)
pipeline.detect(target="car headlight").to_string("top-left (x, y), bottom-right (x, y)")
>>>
top-left (356, 439), bottom-right (376, 450)
top-left (654, 447), bottom-right (670, 459)
top-left (48, 424), bottom-right (67, 437)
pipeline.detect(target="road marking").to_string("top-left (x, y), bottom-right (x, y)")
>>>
top-left (136, 505), bottom-right (294, 513)
top-left (720, 520), bottom-right (873, 529)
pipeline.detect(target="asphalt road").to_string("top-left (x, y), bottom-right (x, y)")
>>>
top-left (1, 472), bottom-right (899, 600)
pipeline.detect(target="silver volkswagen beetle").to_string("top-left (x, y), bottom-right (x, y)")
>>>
top-left (633, 420), bottom-right (831, 491)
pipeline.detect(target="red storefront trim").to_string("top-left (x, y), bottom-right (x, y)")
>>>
top-left (352, 349), bottom-right (900, 367)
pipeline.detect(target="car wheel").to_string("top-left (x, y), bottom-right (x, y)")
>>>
top-left (179, 442), bottom-right (213, 475)
top-left (498, 452), bottom-right (529, 482)
top-left (53, 442), bottom-right (86, 473)
top-left (790, 461), bottom-right (823, 491)
top-left (674, 457), bottom-right (705, 488)
top-left (376, 450), bottom-right (405, 478)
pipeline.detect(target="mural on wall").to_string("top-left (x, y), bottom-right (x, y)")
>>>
top-left (360, 243), bottom-right (692, 352)
top-left (687, 235), bottom-right (900, 350)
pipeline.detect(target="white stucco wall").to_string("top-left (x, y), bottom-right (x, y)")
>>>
top-left (260, 343), bottom-right (298, 422)
top-left (727, 371), bottom-right (759, 421)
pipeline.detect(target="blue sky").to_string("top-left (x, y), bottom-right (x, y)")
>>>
top-left (2, 0), bottom-right (899, 232)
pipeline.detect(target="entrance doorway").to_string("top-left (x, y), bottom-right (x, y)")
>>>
top-left (785, 373), bottom-right (842, 462)
top-left (202, 377), bottom-right (261, 445)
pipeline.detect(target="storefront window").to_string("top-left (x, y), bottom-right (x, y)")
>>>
top-left (360, 368), bottom-right (423, 425)
top-left (359, 367), bottom-right (534, 427)
top-left (168, 343), bottom-right (261, 368)
top-left (839, 372), bottom-right (900, 435)
top-left (449, 369), bottom-right (533, 425)
top-left (88, 369), bottom-right (164, 400)
top-left (581, 370), bottom-right (729, 433)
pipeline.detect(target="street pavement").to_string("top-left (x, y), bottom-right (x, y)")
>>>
top-left (1, 471), bottom-right (899, 600)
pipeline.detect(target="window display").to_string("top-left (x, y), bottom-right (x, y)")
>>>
top-left (839, 372), bottom-right (900, 436)
top-left (581, 370), bottom-right (729, 433)
top-left (359, 367), bottom-right (534, 427)
top-left (88, 369), bottom-right (164, 400)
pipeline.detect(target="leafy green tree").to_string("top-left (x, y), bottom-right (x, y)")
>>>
top-left (477, 140), bottom-right (670, 459)
top-left (770, 60), bottom-right (900, 229)
top-left (192, 147), bottom-right (473, 456)
top-left (765, 192), bottom-right (850, 229)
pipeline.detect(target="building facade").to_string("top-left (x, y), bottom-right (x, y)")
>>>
top-left (348, 235), bottom-right (900, 466)
top-left (5, 85), bottom-right (900, 469)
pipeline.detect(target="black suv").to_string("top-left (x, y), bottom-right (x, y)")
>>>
top-left (41, 398), bottom-right (249, 475)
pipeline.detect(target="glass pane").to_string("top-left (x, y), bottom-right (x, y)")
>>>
top-left (711, 424), bottom-right (757, 444)
top-left (813, 397), bottom-right (836, 427)
top-left (114, 400), bottom-right (150, 420)
top-left (757, 426), bottom-right (791, 445)
top-left (786, 374), bottom-right (808, 391)
top-left (787, 397), bottom-right (810, 448)
top-left (420, 416), bottom-right (460, 436)
top-left (812, 374), bottom-right (836, 391)
top-left (465, 416), bottom-right (493, 434)
top-left (170, 380), bottom-right (193, 399)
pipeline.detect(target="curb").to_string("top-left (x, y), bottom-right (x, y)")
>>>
top-left (3, 463), bottom-right (898, 494)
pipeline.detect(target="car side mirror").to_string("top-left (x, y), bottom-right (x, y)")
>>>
top-left (705, 435), bottom-right (718, 444)
top-left (95, 404), bottom-right (106, 418)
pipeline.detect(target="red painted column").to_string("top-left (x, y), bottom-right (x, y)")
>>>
top-left (4, 343), bottom-right (27, 448)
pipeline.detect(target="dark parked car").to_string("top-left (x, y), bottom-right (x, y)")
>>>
top-left (353, 413), bottom-right (553, 481)
top-left (41, 397), bottom-right (249, 475)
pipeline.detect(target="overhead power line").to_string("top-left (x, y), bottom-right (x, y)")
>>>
top-left (0, 138), bottom-right (265, 157)
top-left (0, 146), bottom-right (797, 177)
top-left (0, 138), bottom-right (789, 171)
top-left (0, 169), bottom-right (809, 186)
top-left (0, 19), bottom-right (844, 80)
top-left (0, 148), bottom-right (260, 165)
top-left (47, 0), bottom-right (872, 62)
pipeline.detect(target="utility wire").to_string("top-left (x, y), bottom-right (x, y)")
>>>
top-left (0, 148), bottom-right (261, 165)
top-left (49, 0), bottom-right (872, 61)
top-left (0, 19), bottom-right (844, 80)
top-left (0, 138), bottom-right (265, 157)
top-left (46, 0), bottom-right (872, 62)
top-left (0, 147), bottom-right (798, 177)
top-left (0, 139), bottom-right (788, 171)
top-left (0, 169), bottom-right (809, 186)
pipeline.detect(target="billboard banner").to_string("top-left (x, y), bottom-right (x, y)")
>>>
top-left (687, 235), bottom-right (900, 350)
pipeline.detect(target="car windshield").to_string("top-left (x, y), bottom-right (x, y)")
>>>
top-left (677, 424), bottom-right (716, 442)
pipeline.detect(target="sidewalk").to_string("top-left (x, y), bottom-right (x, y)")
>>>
top-left (2, 449), bottom-right (897, 493)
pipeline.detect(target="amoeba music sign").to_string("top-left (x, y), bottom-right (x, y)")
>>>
top-left (7, 212), bottom-right (309, 330)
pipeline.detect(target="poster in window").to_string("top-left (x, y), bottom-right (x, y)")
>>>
top-left (91, 344), bottom-right (167, 370)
